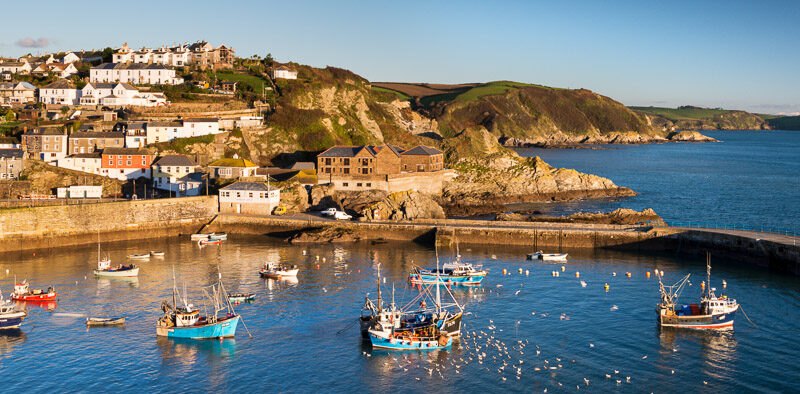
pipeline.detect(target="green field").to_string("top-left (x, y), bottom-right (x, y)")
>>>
top-left (369, 86), bottom-right (411, 102)
top-left (629, 106), bottom-right (732, 121)
top-left (214, 71), bottom-right (269, 92)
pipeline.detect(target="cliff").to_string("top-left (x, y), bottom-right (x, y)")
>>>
top-left (631, 106), bottom-right (770, 131)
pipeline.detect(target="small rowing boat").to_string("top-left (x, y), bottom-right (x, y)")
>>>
top-left (227, 293), bottom-right (255, 302)
top-left (150, 251), bottom-right (165, 257)
top-left (209, 233), bottom-right (228, 240)
top-left (86, 317), bottom-right (126, 327)
top-left (190, 233), bottom-right (211, 241)
top-left (128, 253), bottom-right (151, 260)
top-left (95, 243), bottom-right (139, 277)
top-left (539, 253), bottom-right (568, 261)
top-left (199, 239), bottom-right (221, 246)
top-left (526, 251), bottom-right (543, 260)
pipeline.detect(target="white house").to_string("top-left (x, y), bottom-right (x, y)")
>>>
top-left (272, 65), bottom-right (298, 80)
top-left (218, 182), bottom-right (280, 215)
top-left (32, 63), bottom-right (78, 78)
top-left (57, 153), bottom-right (103, 175)
top-left (117, 121), bottom-right (148, 148)
top-left (0, 82), bottom-right (37, 104)
top-left (151, 154), bottom-right (203, 196)
top-left (61, 52), bottom-right (80, 64)
top-left (39, 79), bottom-right (80, 105)
top-left (181, 118), bottom-right (220, 138)
top-left (0, 62), bottom-right (32, 75)
top-left (90, 63), bottom-right (184, 85)
top-left (56, 185), bottom-right (102, 199)
top-left (146, 120), bottom-right (183, 144)
top-left (79, 82), bottom-right (167, 107)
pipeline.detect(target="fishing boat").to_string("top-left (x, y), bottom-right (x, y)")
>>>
top-left (0, 292), bottom-right (26, 329)
top-left (190, 233), bottom-right (211, 241)
top-left (227, 293), bottom-right (256, 303)
top-left (10, 281), bottom-right (57, 302)
top-left (208, 233), bottom-right (228, 240)
top-left (94, 243), bottom-right (139, 277)
top-left (259, 262), bottom-right (299, 278)
top-left (657, 254), bottom-right (738, 330)
top-left (86, 317), bottom-right (126, 327)
top-left (539, 253), bottom-right (568, 261)
top-left (150, 251), bottom-right (165, 257)
top-left (156, 272), bottom-right (240, 339)
top-left (199, 239), bottom-right (221, 246)
top-left (409, 261), bottom-right (486, 286)
top-left (128, 253), bottom-right (151, 260)
top-left (526, 251), bottom-right (543, 260)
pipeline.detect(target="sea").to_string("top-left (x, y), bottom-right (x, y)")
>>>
top-left (513, 130), bottom-right (800, 234)
top-left (1, 236), bottom-right (799, 392)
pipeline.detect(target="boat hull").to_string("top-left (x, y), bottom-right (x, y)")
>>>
top-left (259, 269), bottom-right (299, 278)
top-left (409, 273), bottom-right (485, 286)
top-left (157, 315), bottom-right (240, 339)
top-left (190, 234), bottom-right (210, 241)
top-left (539, 254), bottom-right (568, 261)
top-left (658, 309), bottom-right (736, 330)
top-left (94, 267), bottom-right (139, 277)
top-left (11, 292), bottom-right (57, 301)
top-left (0, 312), bottom-right (26, 329)
top-left (369, 330), bottom-right (452, 350)
top-left (87, 317), bottom-right (125, 326)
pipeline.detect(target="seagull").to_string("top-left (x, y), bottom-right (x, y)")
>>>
top-left (626, 377), bottom-right (630, 383)
top-left (671, 370), bottom-right (675, 374)
top-left (610, 305), bottom-right (619, 311)
top-left (605, 374), bottom-right (611, 378)
top-left (704, 381), bottom-right (708, 385)
top-left (614, 370), bottom-right (619, 374)
top-left (322, 287), bottom-right (328, 293)
top-left (642, 355), bottom-right (648, 359)
top-left (589, 343), bottom-right (595, 348)
top-left (584, 378), bottom-right (590, 386)
top-left (515, 290), bottom-right (521, 295)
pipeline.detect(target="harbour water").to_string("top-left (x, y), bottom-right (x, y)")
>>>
top-left (514, 130), bottom-right (800, 233)
top-left (1, 236), bottom-right (798, 392)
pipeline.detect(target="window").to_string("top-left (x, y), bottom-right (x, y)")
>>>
top-left (108, 159), bottom-right (113, 165)
top-left (343, 158), bottom-right (350, 165)
top-left (356, 183), bottom-right (362, 187)
top-left (342, 182), bottom-right (348, 187)
top-left (249, 192), bottom-right (253, 198)
top-left (325, 158), bottom-right (331, 165)
top-left (236, 192), bottom-right (241, 197)
top-left (366, 183), bottom-right (371, 187)
top-left (343, 168), bottom-right (349, 175)
top-left (127, 160), bottom-right (131, 166)
top-left (324, 168), bottom-right (331, 174)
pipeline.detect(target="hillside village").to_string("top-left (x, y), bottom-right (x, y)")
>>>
top-left (0, 40), bottom-right (457, 218)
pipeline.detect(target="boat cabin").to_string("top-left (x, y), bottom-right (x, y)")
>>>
top-left (97, 258), bottom-right (111, 270)
top-left (175, 306), bottom-right (200, 327)
top-left (13, 283), bottom-right (28, 295)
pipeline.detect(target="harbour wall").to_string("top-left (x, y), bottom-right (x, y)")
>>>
top-left (0, 196), bottom-right (218, 253)
top-left (207, 215), bottom-right (800, 275)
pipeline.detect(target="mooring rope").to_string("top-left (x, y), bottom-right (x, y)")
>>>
top-left (739, 305), bottom-right (758, 328)
top-left (336, 318), bottom-right (359, 335)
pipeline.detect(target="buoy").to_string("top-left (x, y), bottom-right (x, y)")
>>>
top-left (701, 281), bottom-right (706, 291)
top-left (612, 272), bottom-right (616, 276)
top-left (722, 280), bottom-right (727, 288)
top-left (383, 277), bottom-right (386, 283)
top-left (646, 272), bottom-right (651, 278)
top-left (575, 271), bottom-right (580, 278)
top-left (525, 270), bottom-right (530, 276)
top-left (316, 264), bottom-right (319, 269)
top-left (502, 269), bottom-right (507, 275)
top-left (518, 268), bottom-right (523, 274)
top-left (33, 253), bottom-right (36, 256)
top-left (660, 270), bottom-right (665, 276)
top-left (561, 266), bottom-right (566, 272)
top-left (357, 269), bottom-right (360, 273)
top-left (654, 269), bottom-right (658, 275)
top-left (604, 283), bottom-right (610, 291)
top-left (555, 271), bottom-right (560, 277)
top-left (626, 272), bottom-right (631, 277)
top-left (322, 257), bottom-right (326, 262)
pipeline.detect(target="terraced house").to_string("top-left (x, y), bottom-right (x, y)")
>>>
top-left (316, 144), bottom-right (452, 193)
top-left (68, 131), bottom-right (125, 154)
top-left (0, 149), bottom-right (24, 179)
top-left (21, 126), bottom-right (68, 162)
top-left (151, 154), bottom-right (203, 196)
top-left (100, 147), bottom-right (152, 180)
top-left (90, 63), bottom-right (184, 85)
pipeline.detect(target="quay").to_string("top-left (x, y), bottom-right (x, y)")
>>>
top-left (0, 196), bottom-right (797, 275)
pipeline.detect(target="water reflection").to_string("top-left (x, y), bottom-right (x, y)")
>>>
top-left (658, 327), bottom-right (738, 367)
top-left (14, 300), bottom-right (57, 311)
top-left (157, 336), bottom-right (237, 364)
top-left (95, 277), bottom-right (140, 289)
top-left (0, 329), bottom-right (26, 356)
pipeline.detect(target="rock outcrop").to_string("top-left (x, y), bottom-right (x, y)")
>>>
top-left (287, 227), bottom-right (360, 244)
top-left (361, 191), bottom-right (445, 221)
top-left (496, 208), bottom-right (662, 225)
top-left (667, 131), bottom-right (718, 142)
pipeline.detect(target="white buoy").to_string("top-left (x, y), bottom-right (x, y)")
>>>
top-left (612, 272), bottom-right (617, 276)
top-left (722, 280), bottom-right (727, 288)
top-left (525, 270), bottom-right (530, 276)
top-left (580, 280), bottom-right (587, 288)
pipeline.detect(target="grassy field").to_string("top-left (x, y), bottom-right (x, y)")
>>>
top-left (214, 71), bottom-right (269, 92)
top-left (629, 106), bottom-right (732, 121)
top-left (766, 115), bottom-right (800, 130)
top-left (369, 86), bottom-right (412, 102)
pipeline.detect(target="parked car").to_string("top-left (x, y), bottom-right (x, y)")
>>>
top-left (321, 208), bottom-right (338, 216)
top-left (333, 211), bottom-right (353, 220)
top-left (273, 206), bottom-right (287, 216)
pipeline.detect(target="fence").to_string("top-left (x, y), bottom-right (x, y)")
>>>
top-left (638, 220), bottom-right (798, 238)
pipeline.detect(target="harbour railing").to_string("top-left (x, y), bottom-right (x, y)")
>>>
top-left (637, 220), bottom-right (798, 238)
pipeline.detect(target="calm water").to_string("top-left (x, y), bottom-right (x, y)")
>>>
top-left (1, 236), bottom-right (798, 392)
top-left (514, 130), bottom-right (800, 233)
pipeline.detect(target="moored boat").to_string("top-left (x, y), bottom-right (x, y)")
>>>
top-left (10, 281), bottom-right (57, 302)
top-left (657, 255), bottom-right (738, 330)
top-left (227, 293), bottom-right (256, 302)
top-left (0, 291), bottom-right (26, 330)
top-left (150, 251), bottom-right (165, 257)
top-left (199, 239), bottom-right (221, 246)
top-left (157, 272), bottom-right (241, 339)
top-left (128, 253), bottom-right (151, 260)
top-left (94, 244), bottom-right (139, 277)
top-left (86, 317), bottom-right (126, 326)
top-left (526, 251), bottom-right (543, 260)
top-left (409, 261), bottom-right (486, 286)
top-left (259, 262), bottom-right (299, 278)
top-left (208, 233), bottom-right (228, 240)
top-left (368, 326), bottom-right (452, 350)
top-left (190, 233), bottom-right (211, 241)
top-left (539, 253), bottom-right (568, 261)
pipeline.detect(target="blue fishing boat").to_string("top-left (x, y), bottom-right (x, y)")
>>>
top-left (409, 261), bottom-right (486, 285)
top-left (657, 254), bottom-right (738, 330)
top-left (0, 291), bottom-right (26, 330)
top-left (156, 271), bottom-right (241, 339)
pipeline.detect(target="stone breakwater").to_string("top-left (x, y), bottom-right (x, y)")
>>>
top-left (0, 196), bottom-right (218, 253)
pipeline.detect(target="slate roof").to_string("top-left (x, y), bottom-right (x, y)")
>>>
top-left (92, 63), bottom-right (174, 71)
top-left (71, 153), bottom-right (102, 159)
top-left (84, 82), bottom-right (137, 90)
top-left (177, 172), bottom-right (205, 183)
top-left (184, 117), bottom-right (218, 123)
top-left (220, 182), bottom-right (278, 192)
top-left (0, 149), bottom-right (23, 159)
top-left (153, 154), bottom-right (196, 167)
top-left (26, 127), bottom-right (65, 136)
top-left (102, 147), bottom-right (149, 155)
top-left (41, 79), bottom-right (76, 89)
top-left (70, 131), bottom-right (124, 139)
top-left (318, 144), bottom-right (407, 158)
top-left (401, 145), bottom-right (443, 156)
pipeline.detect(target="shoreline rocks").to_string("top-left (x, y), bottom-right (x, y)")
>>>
top-left (495, 208), bottom-right (663, 225)
top-left (287, 227), bottom-right (360, 244)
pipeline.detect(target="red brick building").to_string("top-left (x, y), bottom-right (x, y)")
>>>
top-left (101, 147), bottom-right (152, 180)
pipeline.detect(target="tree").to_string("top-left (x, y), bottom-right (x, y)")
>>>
top-left (4, 110), bottom-right (15, 122)
top-left (101, 47), bottom-right (114, 63)
top-left (263, 53), bottom-right (274, 67)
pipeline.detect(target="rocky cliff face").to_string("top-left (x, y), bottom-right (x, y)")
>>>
top-left (360, 191), bottom-right (445, 221)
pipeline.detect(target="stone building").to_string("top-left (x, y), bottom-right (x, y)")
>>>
top-left (218, 182), bottom-right (280, 215)
top-left (21, 126), bottom-right (68, 162)
top-left (0, 148), bottom-right (24, 179)
top-left (316, 144), bottom-right (450, 193)
top-left (68, 131), bottom-right (125, 154)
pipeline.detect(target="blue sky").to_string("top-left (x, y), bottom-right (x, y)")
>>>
top-left (1, 0), bottom-right (798, 114)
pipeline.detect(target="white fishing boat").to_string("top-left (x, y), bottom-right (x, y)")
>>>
top-left (539, 253), bottom-right (568, 261)
top-left (190, 233), bottom-right (211, 241)
top-left (259, 262), bottom-right (299, 278)
top-left (209, 233), bottom-right (228, 240)
top-left (0, 291), bottom-right (27, 329)
top-left (128, 253), bottom-right (150, 260)
top-left (94, 239), bottom-right (139, 277)
top-left (150, 251), bottom-right (165, 257)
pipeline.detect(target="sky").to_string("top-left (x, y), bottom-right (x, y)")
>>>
top-left (1, 0), bottom-right (798, 114)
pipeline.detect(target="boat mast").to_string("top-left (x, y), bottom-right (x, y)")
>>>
top-left (706, 252), bottom-right (712, 298)
top-left (435, 245), bottom-right (441, 314)
top-left (376, 263), bottom-right (382, 312)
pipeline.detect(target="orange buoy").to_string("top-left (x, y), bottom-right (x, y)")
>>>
top-left (646, 272), bottom-right (651, 278)
top-left (316, 264), bottom-right (320, 269)
top-left (575, 272), bottom-right (580, 278)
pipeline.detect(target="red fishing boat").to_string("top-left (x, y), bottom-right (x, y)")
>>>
top-left (10, 281), bottom-right (57, 302)
top-left (199, 239), bottom-right (221, 246)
